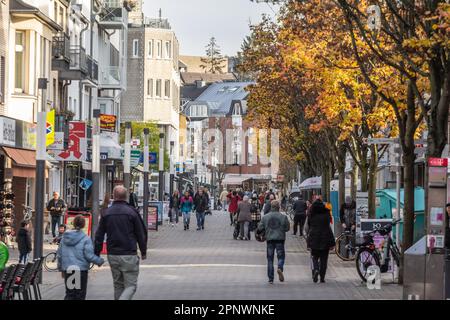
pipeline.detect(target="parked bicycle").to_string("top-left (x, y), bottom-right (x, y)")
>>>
top-left (355, 219), bottom-right (401, 282)
top-left (335, 229), bottom-right (357, 261)
top-left (44, 251), bottom-right (95, 272)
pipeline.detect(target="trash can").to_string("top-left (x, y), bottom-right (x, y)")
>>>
top-left (403, 235), bottom-right (427, 300)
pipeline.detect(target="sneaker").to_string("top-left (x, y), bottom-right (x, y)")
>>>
top-left (313, 270), bottom-right (319, 283)
top-left (184, 226), bottom-right (187, 231)
top-left (320, 279), bottom-right (325, 283)
top-left (277, 269), bottom-right (285, 282)
top-left (197, 227), bottom-right (201, 231)
top-left (202, 226), bottom-right (204, 230)
top-left (268, 280), bottom-right (274, 284)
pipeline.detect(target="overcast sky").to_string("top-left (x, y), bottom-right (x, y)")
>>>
top-left (142, 0), bottom-right (279, 57)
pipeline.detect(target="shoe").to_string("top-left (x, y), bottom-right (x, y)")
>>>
top-left (238, 236), bottom-right (243, 240)
top-left (313, 270), bottom-right (319, 283)
top-left (187, 225), bottom-right (189, 230)
top-left (202, 226), bottom-right (204, 230)
top-left (320, 279), bottom-right (325, 283)
top-left (197, 227), bottom-right (201, 231)
top-left (230, 223), bottom-right (233, 226)
top-left (277, 269), bottom-right (284, 282)
top-left (268, 280), bottom-right (274, 284)
top-left (184, 226), bottom-right (186, 230)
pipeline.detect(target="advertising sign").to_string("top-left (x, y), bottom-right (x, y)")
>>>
top-left (139, 152), bottom-right (158, 165)
top-left (0, 117), bottom-right (16, 146)
top-left (22, 122), bottom-right (36, 150)
top-left (148, 205), bottom-right (159, 230)
top-left (50, 122), bottom-right (87, 162)
top-left (355, 192), bottom-right (369, 237)
top-left (359, 219), bottom-right (393, 233)
top-left (46, 109), bottom-right (55, 146)
top-left (47, 132), bottom-right (64, 150)
top-left (131, 150), bottom-right (141, 167)
top-left (100, 114), bottom-right (116, 132)
top-left (65, 212), bottom-right (92, 236)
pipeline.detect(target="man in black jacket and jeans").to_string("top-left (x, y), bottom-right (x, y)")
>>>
top-left (95, 185), bottom-right (147, 300)
top-left (292, 196), bottom-right (307, 236)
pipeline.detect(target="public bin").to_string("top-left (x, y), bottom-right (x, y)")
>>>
top-left (403, 235), bottom-right (426, 300)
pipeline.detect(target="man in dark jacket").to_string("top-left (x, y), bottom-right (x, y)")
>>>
top-left (17, 220), bottom-right (32, 264)
top-left (95, 185), bottom-right (147, 300)
top-left (257, 200), bottom-right (290, 284)
top-left (193, 188), bottom-right (209, 230)
top-left (340, 196), bottom-right (356, 231)
top-left (307, 198), bottom-right (335, 283)
top-left (292, 196), bottom-right (307, 236)
top-left (46, 192), bottom-right (67, 238)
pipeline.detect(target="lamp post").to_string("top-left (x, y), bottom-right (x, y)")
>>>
top-left (91, 109), bottom-right (101, 239)
top-left (143, 128), bottom-right (149, 229)
top-left (124, 122), bottom-right (132, 193)
top-left (158, 132), bottom-right (165, 201)
top-left (34, 78), bottom-right (48, 267)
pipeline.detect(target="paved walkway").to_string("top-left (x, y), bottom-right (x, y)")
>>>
top-left (35, 210), bottom-right (402, 300)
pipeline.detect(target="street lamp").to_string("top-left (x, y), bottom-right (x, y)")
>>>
top-left (158, 132), bottom-right (165, 201)
top-left (143, 128), bottom-right (149, 229)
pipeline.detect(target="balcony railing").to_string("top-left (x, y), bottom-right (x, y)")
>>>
top-left (99, 0), bottom-right (128, 29)
top-left (86, 55), bottom-right (99, 82)
top-left (99, 66), bottom-right (121, 88)
top-left (69, 45), bottom-right (88, 74)
top-left (52, 33), bottom-right (70, 60)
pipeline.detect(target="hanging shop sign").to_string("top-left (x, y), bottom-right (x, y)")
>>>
top-left (46, 109), bottom-right (55, 146)
top-left (49, 122), bottom-right (87, 162)
top-left (100, 114), bottom-right (117, 132)
top-left (47, 132), bottom-right (64, 150)
top-left (0, 117), bottom-right (16, 147)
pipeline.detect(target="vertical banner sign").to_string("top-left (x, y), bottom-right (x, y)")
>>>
top-left (356, 192), bottom-right (369, 241)
top-left (46, 109), bottom-right (55, 146)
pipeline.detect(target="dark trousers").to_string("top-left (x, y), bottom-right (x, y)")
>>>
top-left (311, 249), bottom-right (330, 280)
top-left (293, 214), bottom-right (306, 235)
top-left (267, 240), bottom-right (285, 281)
top-left (19, 252), bottom-right (28, 264)
top-left (170, 208), bottom-right (179, 223)
top-left (64, 270), bottom-right (88, 300)
top-left (51, 215), bottom-right (62, 237)
top-left (229, 212), bottom-right (234, 224)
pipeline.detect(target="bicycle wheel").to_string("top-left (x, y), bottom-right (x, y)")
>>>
top-left (44, 252), bottom-right (59, 272)
top-left (335, 233), bottom-right (357, 261)
top-left (355, 247), bottom-right (380, 282)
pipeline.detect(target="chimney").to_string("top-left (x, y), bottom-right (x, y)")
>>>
top-left (196, 80), bottom-right (206, 88)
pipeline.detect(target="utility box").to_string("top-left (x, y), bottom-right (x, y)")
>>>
top-left (403, 236), bottom-right (426, 300)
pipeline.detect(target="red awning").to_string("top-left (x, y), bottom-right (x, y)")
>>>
top-left (2, 147), bottom-right (36, 167)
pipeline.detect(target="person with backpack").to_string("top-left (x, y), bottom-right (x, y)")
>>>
top-left (180, 191), bottom-right (194, 230)
top-left (58, 215), bottom-right (104, 300)
top-left (307, 197), bottom-right (336, 283)
top-left (257, 200), bottom-right (290, 284)
top-left (17, 220), bottom-right (32, 264)
top-left (292, 195), bottom-right (307, 237)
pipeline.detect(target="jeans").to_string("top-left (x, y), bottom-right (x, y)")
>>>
top-left (267, 240), bottom-right (285, 281)
top-left (196, 211), bottom-right (205, 229)
top-left (19, 252), bottom-right (29, 264)
top-left (239, 221), bottom-right (250, 239)
top-left (170, 208), bottom-right (179, 223)
top-left (182, 212), bottom-right (191, 226)
top-left (293, 214), bottom-right (306, 235)
top-left (64, 270), bottom-right (88, 300)
top-left (229, 212), bottom-right (235, 224)
top-left (51, 215), bottom-right (62, 237)
top-left (108, 255), bottom-right (140, 300)
top-left (311, 249), bottom-right (330, 281)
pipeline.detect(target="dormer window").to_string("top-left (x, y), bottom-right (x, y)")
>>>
top-left (233, 103), bottom-right (241, 115)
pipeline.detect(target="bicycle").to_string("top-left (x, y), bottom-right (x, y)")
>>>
top-left (335, 229), bottom-right (357, 261)
top-left (43, 250), bottom-right (95, 272)
top-left (22, 205), bottom-right (34, 221)
top-left (355, 218), bottom-right (401, 282)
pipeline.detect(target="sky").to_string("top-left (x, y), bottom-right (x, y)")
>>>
top-left (142, 0), bottom-right (279, 57)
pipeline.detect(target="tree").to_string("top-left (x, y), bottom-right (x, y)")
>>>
top-left (200, 37), bottom-right (227, 74)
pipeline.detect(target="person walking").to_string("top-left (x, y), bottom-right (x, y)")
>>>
top-left (94, 186), bottom-right (147, 300)
top-left (237, 196), bottom-right (252, 240)
top-left (17, 220), bottom-right (32, 264)
top-left (169, 190), bottom-right (181, 226)
top-left (227, 191), bottom-right (241, 226)
top-left (257, 200), bottom-right (290, 284)
top-left (263, 194), bottom-right (275, 215)
top-left (58, 215), bottom-right (104, 300)
top-left (307, 197), bottom-right (336, 283)
top-left (193, 188), bottom-right (209, 231)
top-left (46, 191), bottom-right (67, 238)
top-left (220, 189), bottom-right (229, 212)
top-left (180, 191), bottom-right (193, 230)
top-left (293, 195), bottom-right (307, 237)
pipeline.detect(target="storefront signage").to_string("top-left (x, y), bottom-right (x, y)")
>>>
top-left (100, 114), bottom-right (116, 132)
top-left (49, 122), bottom-right (87, 162)
top-left (0, 117), bottom-right (16, 146)
top-left (47, 132), bottom-right (64, 150)
top-left (21, 122), bottom-right (36, 150)
top-left (428, 157), bottom-right (448, 167)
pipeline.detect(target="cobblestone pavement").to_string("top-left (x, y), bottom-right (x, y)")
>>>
top-left (34, 210), bottom-right (402, 300)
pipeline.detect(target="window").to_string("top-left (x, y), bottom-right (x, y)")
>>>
top-left (0, 56), bottom-right (5, 103)
top-left (155, 79), bottom-right (162, 97)
top-left (164, 80), bottom-right (170, 98)
top-left (59, 6), bottom-right (64, 27)
top-left (233, 103), bottom-right (241, 115)
top-left (100, 103), bottom-right (106, 114)
top-left (15, 31), bottom-right (25, 92)
top-left (157, 40), bottom-right (162, 58)
top-left (132, 39), bottom-right (139, 57)
top-left (147, 79), bottom-right (153, 96)
top-left (165, 41), bottom-right (171, 59)
top-left (54, 2), bottom-right (58, 23)
top-left (148, 40), bottom-right (153, 58)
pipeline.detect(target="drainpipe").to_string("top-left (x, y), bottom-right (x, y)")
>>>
top-left (79, 19), bottom-right (89, 120)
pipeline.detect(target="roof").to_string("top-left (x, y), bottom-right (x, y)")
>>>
top-left (10, 0), bottom-right (62, 32)
top-left (184, 82), bottom-right (253, 117)
top-left (181, 85), bottom-right (209, 101)
top-left (2, 147), bottom-right (36, 168)
top-left (181, 72), bottom-right (237, 85)
top-left (376, 187), bottom-right (425, 212)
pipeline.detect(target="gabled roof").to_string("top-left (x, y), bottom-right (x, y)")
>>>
top-left (184, 81), bottom-right (253, 117)
top-left (181, 85), bottom-right (209, 101)
top-left (10, 0), bottom-right (62, 32)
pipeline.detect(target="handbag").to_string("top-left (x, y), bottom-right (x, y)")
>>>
top-left (255, 228), bottom-right (266, 242)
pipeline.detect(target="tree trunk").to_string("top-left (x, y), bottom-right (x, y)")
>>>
top-left (368, 146), bottom-right (378, 219)
top-left (351, 163), bottom-right (358, 199)
top-left (360, 164), bottom-right (368, 193)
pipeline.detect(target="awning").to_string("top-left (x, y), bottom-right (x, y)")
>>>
top-left (100, 135), bottom-right (123, 160)
top-left (299, 176), bottom-right (322, 190)
top-left (222, 175), bottom-right (249, 185)
top-left (2, 147), bottom-right (36, 167)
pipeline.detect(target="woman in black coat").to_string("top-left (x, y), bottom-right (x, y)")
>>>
top-left (307, 199), bottom-right (335, 283)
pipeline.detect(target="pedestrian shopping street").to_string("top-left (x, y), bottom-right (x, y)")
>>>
top-left (39, 211), bottom-right (402, 300)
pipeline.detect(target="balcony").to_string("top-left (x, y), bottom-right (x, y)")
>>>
top-left (87, 55), bottom-right (99, 82)
top-left (99, 66), bottom-right (122, 89)
top-left (57, 45), bottom-right (89, 80)
top-left (98, 0), bottom-right (129, 29)
top-left (52, 33), bottom-right (70, 71)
